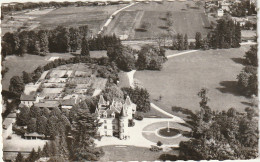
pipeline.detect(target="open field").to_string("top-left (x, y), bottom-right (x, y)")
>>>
top-left (106, 1), bottom-right (210, 39)
top-left (2, 53), bottom-right (73, 91)
top-left (35, 4), bottom-right (128, 35)
top-left (100, 145), bottom-right (174, 161)
top-left (135, 45), bottom-right (252, 114)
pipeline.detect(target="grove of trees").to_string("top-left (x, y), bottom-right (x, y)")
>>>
top-left (237, 45), bottom-right (257, 96)
top-left (1, 26), bottom-right (121, 59)
top-left (229, 0), bottom-right (257, 17)
top-left (161, 88), bottom-right (259, 160)
top-left (136, 45), bottom-right (167, 71)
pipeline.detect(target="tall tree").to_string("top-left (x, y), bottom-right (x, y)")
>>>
top-left (38, 30), bottom-right (49, 54)
top-left (9, 76), bottom-right (24, 96)
top-left (195, 32), bottom-right (202, 49)
top-left (69, 27), bottom-right (80, 52)
top-left (184, 34), bottom-right (189, 50)
top-left (177, 33), bottom-right (184, 50)
top-left (17, 106), bottom-right (30, 126)
top-left (15, 152), bottom-right (24, 162)
top-left (244, 45), bottom-right (257, 66)
top-left (70, 109), bottom-right (103, 161)
top-left (22, 71), bottom-right (33, 84)
top-left (81, 35), bottom-right (90, 57)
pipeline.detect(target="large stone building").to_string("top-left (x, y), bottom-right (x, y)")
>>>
top-left (95, 95), bottom-right (136, 140)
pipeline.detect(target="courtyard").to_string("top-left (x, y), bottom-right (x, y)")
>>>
top-left (95, 117), bottom-right (190, 148)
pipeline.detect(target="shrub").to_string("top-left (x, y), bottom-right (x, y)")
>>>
top-left (128, 119), bottom-right (135, 127)
top-left (150, 145), bottom-right (162, 152)
top-left (157, 141), bottom-right (163, 146)
top-left (135, 114), bottom-right (143, 121)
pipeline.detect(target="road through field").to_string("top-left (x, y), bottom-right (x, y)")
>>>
top-left (98, 2), bottom-right (138, 34)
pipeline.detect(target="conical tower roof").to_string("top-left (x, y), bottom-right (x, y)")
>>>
top-left (98, 95), bottom-right (106, 105)
top-left (125, 96), bottom-right (132, 106)
top-left (120, 106), bottom-right (127, 117)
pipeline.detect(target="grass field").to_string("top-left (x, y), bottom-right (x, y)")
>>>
top-left (99, 145), bottom-right (177, 161)
top-left (2, 53), bottom-right (73, 91)
top-left (35, 4), bottom-right (128, 35)
top-left (135, 45), bottom-right (252, 114)
top-left (106, 1), bottom-right (210, 39)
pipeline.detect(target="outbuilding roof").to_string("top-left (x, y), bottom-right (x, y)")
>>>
top-left (20, 94), bottom-right (36, 101)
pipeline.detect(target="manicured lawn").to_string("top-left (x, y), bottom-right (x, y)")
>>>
top-left (99, 145), bottom-right (177, 161)
top-left (118, 72), bottom-right (130, 88)
top-left (135, 45), bottom-right (252, 114)
top-left (106, 1), bottom-right (210, 39)
top-left (2, 53), bottom-right (73, 91)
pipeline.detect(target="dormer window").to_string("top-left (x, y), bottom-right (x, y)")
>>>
top-left (111, 112), bottom-right (115, 118)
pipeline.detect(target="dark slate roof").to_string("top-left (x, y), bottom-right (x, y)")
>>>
top-left (20, 94), bottom-right (36, 101)
top-left (60, 99), bottom-right (76, 106)
top-left (35, 101), bottom-right (60, 108)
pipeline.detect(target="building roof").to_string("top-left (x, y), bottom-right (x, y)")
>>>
top-left (24, 132), bottom-right (45, 137)
top-left (120, 107), bottom-right (128, 117)
top-left (98, 95), bottom-right (106, 105)
top-left (34, 101), bottom-right (60, 108)
top-left (20, 94), bottom-right (37, 101)
top-left (125, 96), bottom-right (132, 106)
top-left (60, 99), bottom-right (76, 106)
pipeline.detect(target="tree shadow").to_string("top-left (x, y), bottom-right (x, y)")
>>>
top-left (216, 81), bottom-right (243, 96)
top-left (241, 101), bottom-right (253, 107)
top-left (159, 17), bottom-right (167, 21)
top-left (135, 28), bottom-right (147, 32)
top-left (158, 26), bottom-right (168, 30)
top-left (231, 57), bottom-right (246, 65)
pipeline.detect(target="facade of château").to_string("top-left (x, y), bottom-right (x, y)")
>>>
top-left (95, 95), bottom-right (136, 140)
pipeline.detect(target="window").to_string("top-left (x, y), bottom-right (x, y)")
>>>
top-left (104, 126), bottom-right (107, 129)
top-left (104, 120), bottom-right (107, 123)
top-left (112, 126), bottom-right (115, 129)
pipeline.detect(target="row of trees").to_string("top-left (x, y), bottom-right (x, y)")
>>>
top-left (195, 18), bottom-right (241, 50)
top-left (1, 26), bottom-right (121, 59)
top-left (1, 1), bottom-right (105, 15)
top-left (2, 25), bottom-right (87, 57)
top-left (237, 45), bottom-right (257, 96)
top-left (156, 16), bottom-right (242, 51)
top-left (162, 88), bottom-right (258, 160)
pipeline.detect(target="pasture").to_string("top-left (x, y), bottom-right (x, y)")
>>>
top-left (106, 1), bottom-right (210, 39)
top-left (135, 45), bottom-right (252, 114)
top-left (35, 4), bottom-right (128, 35)
top-left (1, 53), bottom-right (73, 91)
